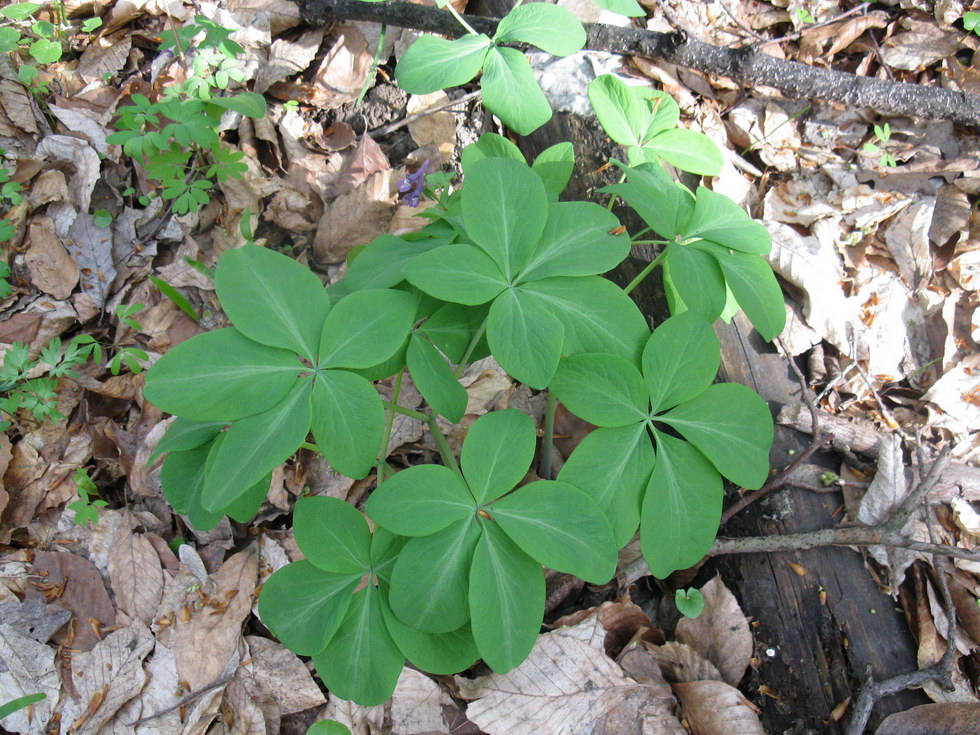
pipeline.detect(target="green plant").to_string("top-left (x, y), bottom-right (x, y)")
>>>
top-left (0, 693), bottom-right (46, 720)
top-left (308, 722), bottom-right (351, 735)
top-left (69, 467), bottom-right (108, 526)
top-left (396, 1), bottom-right (586, 134)
top-left (675, 587), bottom-right (704, 618)
top-left (146, 124), bottom-right (782, 704)
top-left (0, 164), bottom-right (23, 244)
top-left (963, 11), bottom-right (980, 35)
top-left (862, 122), bottom-right (897, 168)
top-left (105, 17), bottom-right (264, 214)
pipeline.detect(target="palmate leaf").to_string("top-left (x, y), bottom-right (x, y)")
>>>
top-left (486, 287), bottom-right (564, 390)
top-left (389, 519), bottom-right (480, 633)
top-left (642, 310), bottom-right (719, 412)
top-left (645, 128), bottom-right (724, 177)
top-left (215, 245), bottom-right (330, 361)
top-left (318, 289), bottom-right (416, 369)
top-left (461, 409), bottom-right (536, 505)
top-left (396, 33), bottom-right (491, 94)
top-left (143, 328), bottom-right (303, 421)
top-left (337, 233), bottom-right (450, 293)
top-left (258, 561), bottom-right (360, 655)
top-left (469, 521), bottom-right (544, 672)
top-left (588, 74), bottom-right (650, 147)
top-left (663, 242), bottom-right (726, 321)
top-left (557, 424), bottom-right (653, 546)
top-left (403, 245), bottom-right (508, 306)
top-left (530, 142), bottom-right (574, 195)
top-left (602, 161), bottom-right (694, 240)
top-left (491, 480), bottom-right (617, 583)
top-left (310, 370), bottom-right (385, 479)
top-left (658, 382), bottom-right (774, 489)
top-left (406, 334), bottom-right (468, 422)
top-left (382, 602), bottom-right (479, 675)
top-left (642, 431), bottom-right (723, 579)
top-left (202, 379), bottom-right (312, 510)
top-left (685, 187), bottom-right (772, 255)
top-left (150, 417), bottom-right (225, 463)
top-left (493, 2), bottom-right (586, 55)
top-left (294, 496), bottom-right (372, 574)
top-left (312, 584), bottom-right (405, 707)
top-left (366, 464), bottom-right (474, 536)
top-left (549, 353), bottom-right (648, 426)
top-left (480, 46), bottom-right (553, 136)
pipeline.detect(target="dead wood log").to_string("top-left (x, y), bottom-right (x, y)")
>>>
top-left (300, 0), bottom-right (980, 129)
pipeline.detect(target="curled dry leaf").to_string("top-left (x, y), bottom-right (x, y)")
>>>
top-left (0, 75), bottom-right (39, 135)
top-left (65, 213), bottom-right (116, 309)
top-left (314, 171), bottom-right (396, 263)
top-left (244, 636), bottom-right (327, 715)
top-left (35, 135), bottom-right (101, 214)
top-left (107, 513), bottom-right (166, 626)
top-left (876, 702), bottom-right (980, 734)
top-left (674, 575), bottom-right (752, 687)
top-left (389, 669), bottom-right (454, 735)
top-left (644, 641), bottom-right (723, 683)
top-left (0, 623), bottom-right (60, 733)
top-left (879, 18), bottom-right (963, 71)
top-left (255, 28), bottom-right (325, 95)
top-left (673, 681), bottom-right (764, 735)
top-left (24, 218), bottom-right (79, 300)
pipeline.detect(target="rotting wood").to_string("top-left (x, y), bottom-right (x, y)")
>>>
top-left (300, 0), bottom-right (980, 129)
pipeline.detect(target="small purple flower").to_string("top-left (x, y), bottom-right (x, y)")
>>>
top-left (397, 159), bottom-right (430, 208)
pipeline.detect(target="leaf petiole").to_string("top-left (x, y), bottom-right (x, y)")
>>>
top-left (624, 249), bottom-right (667, 294)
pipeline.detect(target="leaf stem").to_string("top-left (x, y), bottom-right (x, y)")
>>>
top-left (356, 23), bottom-right (386, 106)
top-left (427, 416), bottom-right (462, 476)
top-left (631, 239), bottom-right (670, 246)
top-left (539, 390), bottom-right (556, 480)
top-left (376, 369), bottom-right (404, 480)
top-left (624, 250), bottom-right (666, 294)
top-left (453, 316), bottom-right (489, 379)
top-left (446, 3), bottom-right (479, 35)
top-left (301, 441), bottom-right (321, 453)
top-left (380, 400), bottom-right (431, 422)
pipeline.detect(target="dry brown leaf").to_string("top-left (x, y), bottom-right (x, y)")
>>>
top-left (313, 24), bottom-right (374, 109)
top-left (64, 212), bottom-right (116, 309)
top-left (644, 641), bottom-right (723, 683)
top-left (674, 575), bottom-right (752, 687)
top-left (389, 669), bottom-right (454, 735)
top-left (227, 0), bottom-right (301, 35)
top-left (913, 567), bottom-right (977, 703)
top-left (884, 199), bottom-right (934, 291)
top-left (107, 513), bottom-right (166, 626)
top-left (407, 92), bottom-right (456, 167)
top-left (456, 620), bottom-right (669, 735)
top-left (35, 135), bottom-right (100, 213)
top-left (334, 135), bottom-right (391, 196)
top-left (879, 18), bottom-right (962, 71)
top-left (314, 171), bottom-right (396, 262)
top-left (255, 28), bottom-right (325, 94)
top-left (0, 597), bottom-right (70, 644)
top-left (60, 621), bottom-right (154, 735)
top-left (930, 184), bottom-right (972, 246)
top-left (673, 681), bottom-right (764, 735)
top-left (24, 217), bottom-right (79, 300)
top-left (824, 11), bottom-right (890, 56)
top-left (0, 623), bottom-right (60, 733)
top-left (876, 702), bottom-right (980, 734)
top-left (224, 663), bottom-right (279, 735)
top-left (315, 698), bottom-right (386, 735)
top-left (171, 550), bottom-right (256, 691)
top-left (76, 34), bottom-right (132, 84)
top-left (26, 170), bottom-right (69, 210)
top-left (0, 77), bottom-right (39, 135)
top-left (244, 636), bottom-right (327, 715)
top-left (0, 435), bottom-right (11, 521)
top-left (26, 550), bottom-right (115, 651)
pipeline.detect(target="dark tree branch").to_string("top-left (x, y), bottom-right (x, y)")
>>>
top-left (301, 0), bottom-right (980, 129)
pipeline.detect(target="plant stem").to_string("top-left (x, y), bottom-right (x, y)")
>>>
top-left (605, 171), bottom-right (627, 210)
top-left (376, 369), bottom-right (404, 480)
top-left (631, 239), bottom-right (670, 246)
top-left (427, 416), bottom-right (462, 475)
top-left (624, 250), bottom-right (666, 294)
top-left (356, 23), bottom-right (386, 106)
top-left (446, 3), bottom-right (479, 35)
top-left (539, 389), bottom-right (556, 480)
top-left (453, 316), bottom-right (488, 379)
top-left (629, 227), bottom-right (652, 241)
top-left (380, 400), bottom-right (431, 422)
top-left (301, 441), bottom-right (321, 453)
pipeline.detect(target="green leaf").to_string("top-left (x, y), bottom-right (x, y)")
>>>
top-left (149, 275), bottom-right (199, 323)
top-left (208, 92), bottom-right (267, 118)
top-left (487, 288), bottom-right (564, 390)
top-left (382, 603), bottom-right (479, 674)
top-left (406, 334), bottom-right (468, 422)
top-left (258, 561), bottom-right (359, 655)
top-left (402, 245), bottom-right (508, 306)
top-left (640, 90), bottom-right (681, 140)
top-left (695, 243), bottom-right (785, 341)
top-left (518, 202), bottom-right (629, 281)
top-left (675, 588), bottom-right (705, 618)
top-left (366, 464), bottom-right (474, 536)
top-left (160, 441), bottom-right (224, 531)
top-left (216, 245), bottom-right (330, 360)
top-left (663, 243), bottom-right (726, 321)
top-left (469, 521), bottom-right (544, 672)
top-left (29, 37), bottom-right (61, 64)
top-left (461, 409), bottom-right (536, 505)
top-left (550, 353), bottom-right (648, 426)
top-left (518, 276), bottom-right (648, 363)
top-left (224, 472), bottom-right (272, 523)
top-left (492, 480), bottom-right (617, 583)
top-left (588, 75), bottom-right (648, 147)
top-left (557, 424), bottom-right (653, 546)
top-left (590, 0), bottom-right (645, 17)
top-left (965, 10), bottom-right (980, 32)
top-left (480, 46), bottom-right (553, 136)
top-left (294, 496), bottom-right (372, 574)
top-left (646, 128), bottom-right (723, 176)
top-left (389, 519), bottom-right (480, 633)
top-left (642, 432), bottom-right (722, 579)
top-left (417, 303), bottom-right (487, 362)
top-left (318, 289), bottom-right (416, 369)
top-left (460, 132), bottom-right (525, 173)
top-left (603, 161), bottom-right (694, 240)
top-left (658, 382), bottom-right (773, 489)
top-left (143, 328), bottom-right (302, 421)
top-left (312, 585), bottom-right (405, 706)
top-left (396, 33), bottom-right (491, 94)
top-left (643, 312), bottom-right (719, 412)
top-left (493, 3), bottom-right (586, 55)
top-left (150, 417), bottom-right (225, 463)
top-left (685, 187), bottom-right (771, 254)
top-left (339, 234), bottom-right (447, 292)
top-left (462, 157), bottom-right (548, 280)
top-left (530, 142), bottom-right (574, 195)
top-left (0, 693), bottom-right (45, 720)
top-left (203, 379), bottom-right (311, 509)
top-left (310, 370), bottom-right (384, 479)
top-left (307, 721), bottom-right (352, 735)
top-left (1, 3), bottom-right (40, 21)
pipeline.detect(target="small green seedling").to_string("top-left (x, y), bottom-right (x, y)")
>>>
top-left (68, 468), bottom-right (108, 526)
top-left (92, 209), bottom-right (112, 228)
top-left (110, 303), bottom-right (149, 375)
top-left (862, 123), bottom-right (897, 168)
top-left (795, 7), bottom-right (816, 24)
top-left (675, 588), bottom-right (705, 618)
top-left (0, 693), bottom-right (46, 720)
top-left (964, 11), bottom-right (980, 35)
top-left (307, 722), bottom-right (351, 735)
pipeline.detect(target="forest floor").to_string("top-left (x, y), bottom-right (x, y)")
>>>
top-left (0, 0), bottom-right (978, 734)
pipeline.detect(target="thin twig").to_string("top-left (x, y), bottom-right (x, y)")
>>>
top-left (370, 89), bottom-right (483, 137)
top-left (127, 674), bottom-right (233, 726)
